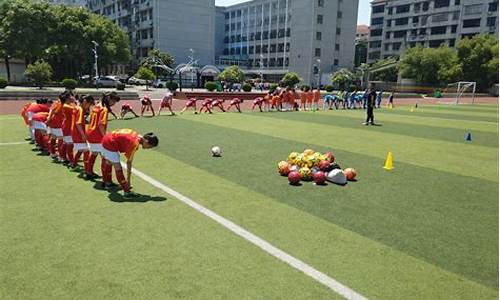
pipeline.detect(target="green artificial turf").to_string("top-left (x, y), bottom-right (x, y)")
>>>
top-left (0, 104), bottom-right (498, 299)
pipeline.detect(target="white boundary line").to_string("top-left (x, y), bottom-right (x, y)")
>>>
top-left (129, 166), bottom-right (367, 300)
top-left (0, 141), bottom-right (28, 146)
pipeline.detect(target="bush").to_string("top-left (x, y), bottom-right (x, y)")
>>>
top-left (242, 83), bottom-right (252, 92)
top-left (269, 83), bottom-right (278, 92)
top-left (24, 59), bottom-right (53, 89)
top-left (116, 83), bottom-right (126, 90)
top-left (205, 81), bottom-right (217, 91)
top-left (325, 85), bottom-right (334, 92)
top-left (166, 81), bottom-right (178, 92)
top-left (0, 77), bottom-right (7, 89)
top-left (61, 78), bottom-right (77, 90)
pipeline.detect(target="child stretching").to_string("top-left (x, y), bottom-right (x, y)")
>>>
top-left (180, 98), bottom-right (198, 114)
top-left (211, 98), bottom-right (226, 112)
top-left (199, 98), bottom-right (213, 114)
top-left (158, 91), bottom-right (176, 116)
top-left (140, 95), bottom-right (155, 116)
top-left (226, 98), bottom-right (243, 113)
top-left (120, 103), bottom-right (139, 119)
top-left (251, 97), bottom-right (265, 112)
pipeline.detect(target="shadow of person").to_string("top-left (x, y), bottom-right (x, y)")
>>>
top-left (108, 190), bottom-right (167, 203)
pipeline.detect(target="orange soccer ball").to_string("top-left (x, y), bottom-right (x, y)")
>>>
top-left (343, 168), bottom-right (357, 181)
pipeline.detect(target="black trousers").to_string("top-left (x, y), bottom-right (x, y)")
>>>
top-left (366, 106), bottom-right (374, 123)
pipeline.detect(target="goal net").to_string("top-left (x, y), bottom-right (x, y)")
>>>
top-left (443, 81), bottom-right (477, 104)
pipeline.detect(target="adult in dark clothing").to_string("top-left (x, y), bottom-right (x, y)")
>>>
top-left (364, 89), bottom-right (377, 125)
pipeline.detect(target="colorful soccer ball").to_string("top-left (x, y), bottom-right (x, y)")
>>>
top-left (278, 161), bottom-right (291, 176)
top-left (324, 151), bottom-right (335, 163)
top-left (313, 152), bottom-right (322, 161)
top-left (299, 167), bottom-right (312, 181)
top-left (303, 149), bottom-right (315, 156)
top-left (289, 165), bottom-right (299, 173)
top-left (288, 171), bottom-right (301, 185)
top-left (288, 152), bottom-right (299, 164)
top-left (296, 153), bottom-right (305, 167)
top-left (211, 146), bottom-right (222, 157)
top-left (313, 171), bottom-right (327, 185)
top-left (318, 160), bottom-right (331, 171)
top-left (307, 155), bottom-right (319, 167)
top-left (344, 168), bottom-right (357, 181)
top-left (311, 166), bottom-right (321, 174)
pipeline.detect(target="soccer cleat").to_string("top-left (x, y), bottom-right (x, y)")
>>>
top-left (84, 173), bottom-right (100, 180)
top-left (104, 182), bottom-right (119, 190)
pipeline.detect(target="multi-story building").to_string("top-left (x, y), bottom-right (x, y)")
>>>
top-left (356, 24), bottom-right (370, 42)
top-left (216, 0), bottom-right (359, 86)
top-left (47, 0), bottom-right (86, 6)
top-left (355, 25), bottom-right (370, 66)
top-left (86, 0), bottom-right (215, 66)
top-left (367, 0), bottom-right (499, 63)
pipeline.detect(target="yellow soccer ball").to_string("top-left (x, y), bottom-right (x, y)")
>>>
top-left (299, 167), bottom-right (312, 181)
top-left (303, 149), bottom-right (315, 156)
top-left (288, 152), bottom-right (299, 164)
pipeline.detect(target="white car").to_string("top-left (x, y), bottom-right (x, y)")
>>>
top-left (93, 76), bottom-right (120, 88)
top-left (153, 79), bottom-right (168, 88)
top-left (128, 76), bottom-right (147, 85)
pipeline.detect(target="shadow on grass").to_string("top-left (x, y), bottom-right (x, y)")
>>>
top-left (91, 182), bottom-right (167, 203)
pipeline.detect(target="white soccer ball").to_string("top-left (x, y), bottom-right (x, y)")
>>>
top-left (326, 169), bottom-right (347, 185)
top-left (211, 146), bottom-right (222, 157)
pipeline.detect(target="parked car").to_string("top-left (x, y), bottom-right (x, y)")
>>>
top-left (127, 76), bottom-right (147, 85)
top-left (93, 76), bottom-right (120, 88)
top-left (153, 79), bottom-right (169, 88)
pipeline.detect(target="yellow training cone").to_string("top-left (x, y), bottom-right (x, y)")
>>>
top-left (383, 151), bottom-right (394, 170)
top-left (410, 107), bottom-right (414, 112)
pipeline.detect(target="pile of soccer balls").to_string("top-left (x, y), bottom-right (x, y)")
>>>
top-left (277, 149), bottom-right (357, 186)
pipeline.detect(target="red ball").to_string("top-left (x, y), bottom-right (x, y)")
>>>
top-left (344, 168), bottom-right (357, 181)
top-left (313, 171), bottom-right (326, 185)
top-left (318, 160), bottom-right (331, 171)
top-left (288, 171), bottom-right (301, 185)
top-left (324, 152), bottom-right (335, 163)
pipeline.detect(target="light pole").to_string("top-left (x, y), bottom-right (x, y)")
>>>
top-left (316, 58), bottom-right (321, 89)
top-left (189, 48), bottom-right (195, 90)
top-left (92, 41), bottom-right (99, 90)
top-left (259, 54), bottom-right (264, 82)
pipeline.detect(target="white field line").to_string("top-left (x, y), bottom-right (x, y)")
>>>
top-left (128, 165), bottom-right (367, 300)
top-left (0, 141), bottom-right (28, 146)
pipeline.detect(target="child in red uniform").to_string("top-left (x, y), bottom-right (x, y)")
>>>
top-left (226, 98), bottom-right (242, 113)
top-left (299, 87), bottom-right (308, 111)
top-left (211, 98), bottom-right (226, 112)
top-left (25, 98), bottom-right (51, 143)
top-left (158, 91), bottom-right (176, 116)
top-left (47, 91), bottom-right (73, 161)
top-left (199, 98), bottom-right (213, 114)
top-left (313, 88), bottom-right (321, 111)
top-left (180, 98), bottom-right (198, 114)
top-left (61, 95), bottom-right (77, 164)
top-left (32, 110), bottom-right (50, 153)
top-left (71, 95), bottom-right (95, 168)
top-left (101, 129), bottom-right (159, 197)
top-left (251, 97), bottom-right (265, 112)
top-left (140, 95), bottom-right (155, 117)
top-left (20, 102), bottom-right (34, 142)
top-left (120, 102), bottom-right (139, 119)
top-left (85, 93), bottom-right (120, 180)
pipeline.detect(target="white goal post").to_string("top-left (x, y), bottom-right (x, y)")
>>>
top-left (445, 81), bottom-right (477, 105)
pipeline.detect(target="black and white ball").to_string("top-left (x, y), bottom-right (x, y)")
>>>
top-left (211, 146), bottom-right (222, 157)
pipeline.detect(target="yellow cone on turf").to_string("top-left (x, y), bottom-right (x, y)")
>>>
top-left (383, 151), bottom-right (394, 170)
top-left (410, 106), bottom-right (414, 112)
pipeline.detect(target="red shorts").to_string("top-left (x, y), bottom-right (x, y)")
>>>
top-left (122, 104), bottom-right (132, 111)
top-left (161, 100), bottom-right (171, 108)
top-left (141, 99), bottom-right (152, 106)
top-left (185, 100), bottom-right (196, 107)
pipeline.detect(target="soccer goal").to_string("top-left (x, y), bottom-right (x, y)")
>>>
top-left (445, 81), bottom-right (477, 104)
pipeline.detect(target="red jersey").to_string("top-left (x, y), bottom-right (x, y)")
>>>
top-left (71, 106), bottom-right (87, 143)
top-left (102, 129), bottom-right (140, 161)
top-left (27, 103), bottom-right (50, 114)
top-left (32, 112), bottom-right (49, 123)
top-left (86, 104), bottom-right (109, 143)
top-left (20, 103), bottom-right (32, 125)
top-left (62, 103), bottom-right (76, 136)
top-left (47, 101), bottom-right (64, 128)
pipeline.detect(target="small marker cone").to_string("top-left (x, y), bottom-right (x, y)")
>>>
top-left (465, 131), bottom-right (472, 142)
top-left (410, 107), bottom-right (414, 112)
top-left (383, 151), bottom-right (394, 170)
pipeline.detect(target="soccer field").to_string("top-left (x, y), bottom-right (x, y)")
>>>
top-left (0, 104), bottom-right (498, 299)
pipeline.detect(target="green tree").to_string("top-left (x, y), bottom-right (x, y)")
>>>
top-left (331, 68), bottom-right (356, 90)
top-left (399, 45), bottom-right (462, 85)
top-left (370, 58), bottom-right (398, 82)
top-left (457, 34), bottom-right (499, 90)
top-left (25, 59), bottom-right (53, 89)
top-left (134, 66), bottom-right (155, 90)
top-left (281, 72), bottom-right (302, 88)
top-left (141, 49), bottom-right (175, 78)
top-left (218, 65), bottom-right (245, 83)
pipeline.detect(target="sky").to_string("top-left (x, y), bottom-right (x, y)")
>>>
top-left (215, 0), bottom-right (371, 25)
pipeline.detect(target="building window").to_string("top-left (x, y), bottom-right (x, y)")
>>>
top-left (334, 59), bottom-right (339, 66)
top-left (434, 0), bottom-right (450, 8)
top-left (414, 3), bottom-right (421, 12)
top-left (451, 25), bottom-right (458, 33)
top-left (396, 4), bottom-right (410, 13)
top-left (337, 11), bottom-right (342, 18)
top-left (386, 20), bottom-right (392, 27)
top-left (487, 16), bottom-right (497, 27)
top-left (431, 26), bottom-right (447, 35)
top-left (432, 13), bottom-right (449, 22)
top-left (449, 39), bottom-right (455, 47)
top-left (336, 28), bottom-right (341, 35)
top-left (316, 32), bottom-right (322, 40)
top-left (464, 4), bottom-right (483, 15)
top-left (368, 51), bottom-right (381, 59)
top-left (249, 46), bottom-right (254, 54)
top-left (318, 0), bottom-right (324, 7)
top-left (429, 40), bottom-right (446, 47)
top-left (395, 17), bottom-right (409, 25)
top-left (388, 7), bottom-right (393, 15)
top-left (455, 0), bottom-right (460, 5)
top-left (489, 2), bottom-right (498, 12)
top-left (369, 41), bottom-right (382, 48)
top-left (423, 2), bottom-right (429, 11)
top-left (371, 29), bottom-right (383, 36)
top-left (419, 28), bottom-right (427, 35)
top-left (373, 5), bottom-right (385, 14)
top-left (394, 30), bottom-right (406, 38)
top-left (315, 48), bottom-right (321, 57)
top-left (384, 43), bottom-right (390, 51)
top-left (393, 42), bottom-right (402, 50)
top-left (335, 43), bottom-right (340, 50)
top-left (386, 32), bottom-right (391, 39)
top-left (317, 14), bottom-right (323, 24)
top-left (463, 18), bottom-right (481, 28)
top-left (372, 17), bottom-right (384, 25)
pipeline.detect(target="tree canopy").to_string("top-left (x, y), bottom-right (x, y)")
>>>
top-left (141, 49), bottom-right (175, 77)
top-left (218, 65), bottom-right (245, 83)
top-left (281, 72), bottom-right (302, 88)
top-left (331, 68), bottom-right (356, 90)
top-left (0, 0), bottom-right (131, 80)
top-left (24, 59), bottom-right (53, 89)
